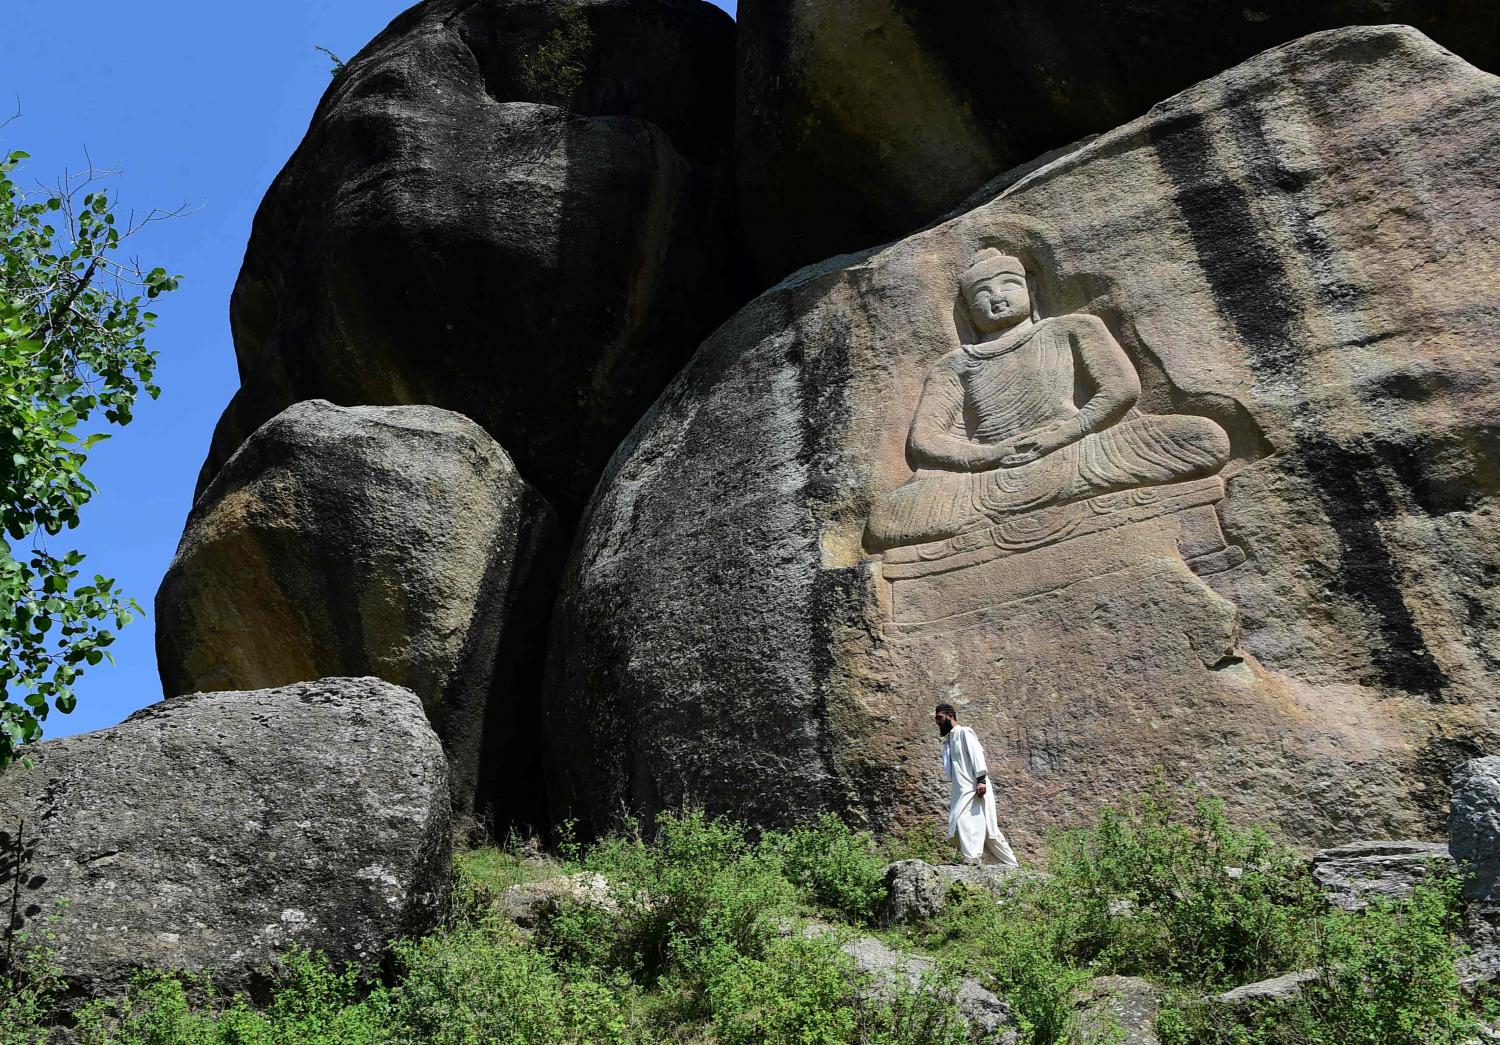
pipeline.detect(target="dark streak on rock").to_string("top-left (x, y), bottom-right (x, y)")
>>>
top-left (1152, 103), bottom-right (1447, 696)
top-left (1151, 107), bottom-right (1302, 374)
top-left (1293, 436), bottom-right (1449, 695)
top-left (792, 273), bottom-right (864, 821)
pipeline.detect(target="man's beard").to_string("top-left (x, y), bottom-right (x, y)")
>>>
top-left (938, 720), bottom-right (953, 736)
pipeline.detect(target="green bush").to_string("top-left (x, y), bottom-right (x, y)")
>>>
top-left (68, 954), bottom-right (388, 1045)
top-left (541, 809), bottom-right (796, 985)
top-left (384, 919), bottom-right (640, 1044)
top-left (903, 783), bottom-right (1479, 1045)
top-left (520, 9), bottom-right (593, 104)
top-left (1, 923), bottom-right (66, 1045)
top-left (1158, 882), bottom-right (1481, 1045)
top-left (773, 813), bottom-right (889, 923)
top-left (4, 792), bottom-right (1485, 1045)
top-left (702, 934), bottom-right (864, 1044)
top-left (914, 881), bottom-right (1092, 1043)
top-left (702, 933), bottom-right (967, 1045)
top-left (1, 970), bottom-right (54, 1045)
top-left (1045, 784), bottom-right (1321, 989)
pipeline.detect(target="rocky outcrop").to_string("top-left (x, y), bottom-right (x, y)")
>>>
top-left (800, 923), bottom-right (1020, 1043)
top-left (1214, 970), bottom-right (1319, 1006)
top-left (202, 0), bottom-right (745, 519)
top-left (1451, 757), bottom-right (1500, 904)
top-left (1309, 841), bottom-right (1454, 911)
top-left (501, 872), bottom-right (617, 931)
top-left (156, 400), bottom-right (556, 822)
top-left (879, 859), bottom-right (1027, 925)
top-left (549, 26), bottom-right (1500, 845)
top-left (735, 1), bottom-right (1500, 281)
top-left (0, 679), bottom-right (449, 1006)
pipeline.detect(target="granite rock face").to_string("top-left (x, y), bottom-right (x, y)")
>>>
top-left (1451, 756), bottom-right (1500, 904)
top-left (0, 679), bottom-right (450, 1006)
top-left (157, 401), bottom-right (556, 822)
top-left (1308, 841), bottom-right (1454, 911)
top-left (202, 0), bottom-right (744, 518)
top-left (550, 27), bottom-right (1500, 846)
top-left (735, 1), bottom-right (1500, 281)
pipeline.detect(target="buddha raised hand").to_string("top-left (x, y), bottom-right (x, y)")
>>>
top-left (865, 250), bottom-right (1232, 552)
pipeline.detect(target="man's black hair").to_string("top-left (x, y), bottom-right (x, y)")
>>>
top-left (934, 702), bottom-right (957, 718)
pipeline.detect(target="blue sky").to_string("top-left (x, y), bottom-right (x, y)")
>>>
top-left (2, 0), bottom-right (736, 740)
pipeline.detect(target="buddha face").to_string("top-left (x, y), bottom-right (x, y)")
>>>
top-left (965, 272), bottom-right (1031, 334)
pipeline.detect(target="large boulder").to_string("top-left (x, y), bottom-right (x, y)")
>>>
top-left (1451, 756), bottom-right (1500, 904)
top-left (203, 0), bottom-right (744, 519)
top-left (735, 2), bottom-right (1500, 282)
top-left (157, 400), bottom-right (557, 823)
top-left (0, 678), bottom-right (450, 1006)
top-left (549, 27), bottom-right (1500, 846)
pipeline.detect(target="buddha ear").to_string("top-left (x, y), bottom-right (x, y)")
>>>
top-left (952, 289), bottom-right (977, 344)
top-left (1026, 268), bottom-right (1042, 322)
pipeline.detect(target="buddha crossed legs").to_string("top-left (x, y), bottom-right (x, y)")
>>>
top-left (865, 251), bottom-right (1233, 553)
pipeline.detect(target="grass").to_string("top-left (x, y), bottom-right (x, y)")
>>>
top-left (2, 786), bottom-right (1491, 1044)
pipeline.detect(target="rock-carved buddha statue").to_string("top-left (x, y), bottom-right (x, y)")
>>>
top-left (866, 250), bottom-right (1234, 554)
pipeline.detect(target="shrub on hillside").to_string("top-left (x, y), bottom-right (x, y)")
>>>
top-left (1045, 785), bottom-right (1321, 988)
top-left (1158, 882), bottom-right (1481, 1044)
top-left (5, 793), bottom-right (1485, 1045)
top-left (703, 933), bottom-right (967, 1045)
top-left (772, 813), bottom-right (888, 923)
top-left (540, 810), bottom-right (795, 983)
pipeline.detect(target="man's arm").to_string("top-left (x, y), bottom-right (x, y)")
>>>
top-left (964, 727), bottom-right (990, 796)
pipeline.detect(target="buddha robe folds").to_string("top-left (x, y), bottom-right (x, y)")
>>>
top-left (866, 314), bottom-right (1231, 552)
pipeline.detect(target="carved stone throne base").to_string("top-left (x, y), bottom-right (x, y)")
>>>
top-left (877, 476), bottom-right (1243, 628)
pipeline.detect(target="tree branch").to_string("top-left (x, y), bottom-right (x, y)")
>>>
top-left (29, 255), bottom-right (100, 344)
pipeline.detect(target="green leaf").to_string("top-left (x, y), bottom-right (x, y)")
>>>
top-left (0, 144), bottom-right (175, 770)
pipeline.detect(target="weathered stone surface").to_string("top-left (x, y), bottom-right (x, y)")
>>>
top-left (157, 400), bottom-right (557, 822)
top-left (880, 860), bottom-right (947, 924)
top-left (801, 923), bottom-right (1020, 1043)
top-left (1071, 976), bottom-right (1161, 1045)
top-left (1308, 840), bottom-right (1454, 911)
top-left (1458, 916), bottom-right (1500, 990)
top-left (1452, 756), bottom-right (1500, 903)
top-left (0, 678), bottom-right (450, 1006)
top-left (203, 0), bottom-right (744, 518)
top-left (549, 27), bottom-right (1500, 846)
top-left (879, 859), bottom-right (1027, 924)
top-left (1214, 969), bottom-right (1318, 1006)
top-left (735, 2), bottom-right (1500, 282)
top-left (500, 872), bottom-right (617, 931)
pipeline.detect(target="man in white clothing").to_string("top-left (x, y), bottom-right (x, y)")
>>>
top-left (936, 703), bottom-right (1019, 867)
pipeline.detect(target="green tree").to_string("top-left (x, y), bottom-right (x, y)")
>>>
top-left (0, 146), bottom-right (179, 769)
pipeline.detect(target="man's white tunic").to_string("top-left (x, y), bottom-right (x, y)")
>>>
top-left (943, 724), bottom-right (1004, 859)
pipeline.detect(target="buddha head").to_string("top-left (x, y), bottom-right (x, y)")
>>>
top-left (960, 249), bottom-right (1032, 335)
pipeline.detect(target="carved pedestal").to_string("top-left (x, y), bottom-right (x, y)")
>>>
top-left (877, 477), bottom-right (1242, 629)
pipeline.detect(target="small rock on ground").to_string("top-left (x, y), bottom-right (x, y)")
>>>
top-left (1070, 975), bottom-right (1162, 1044)
top-left (801, 922), bottom-right (1020, 1043)
top-left (1308, 840), bottom-right (1453, 911)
